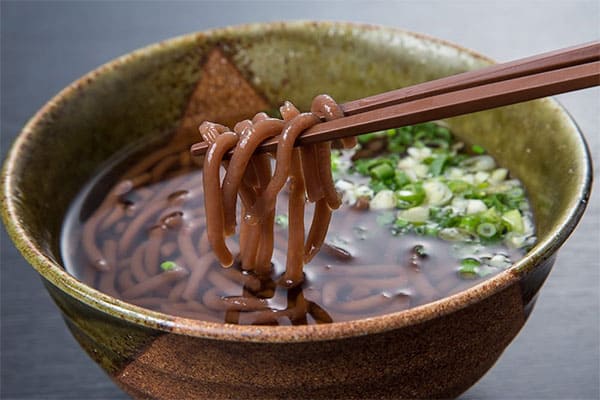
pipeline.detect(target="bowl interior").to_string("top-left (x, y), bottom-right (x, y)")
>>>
top-left (2, 21), bottom-right (590, 333)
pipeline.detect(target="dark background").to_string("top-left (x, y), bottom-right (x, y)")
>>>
top-left (1, 1), bottom-right (598, 399)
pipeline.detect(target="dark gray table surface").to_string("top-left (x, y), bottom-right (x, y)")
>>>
top-left (1, 1), bottom-right (598, 399)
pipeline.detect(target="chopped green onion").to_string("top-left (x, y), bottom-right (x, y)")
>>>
top-left (394, 171), bottom-right (410, 189)
top-left (353, 156), bottom-right (398, 176)
top-left (275, 214), bottom-right (289, 228)
top-left (387, 141), bottom-right (406, 154)
top-left (369, 180), bottom-right (388, 193)
top-left (466, 199), bottom-right (488, 215)
top-left (475, 180), bottom-right (489, 190)
top-left (397, 206), bottom-right (430, 223)
top-left (394, 129), bottom-right (413, 146)
top-left (429, 155), bottom-right (448, 176)
top-left (370, 190), bottom-right (396, 209)
top-left (357, 132), bottom-right (381, 144)
top-left (411, 221), bottom-right (441, 236)
top-left (330, 151), bottom-right (340, 172)
top-left (489, 168), bottom-right (508, 183)
top-left (476, 222), bottom-right (497, 238)
top-left (370, 163), bottom-right (395, 180)
top-left (423, 181), bottom-right (452, 206)
top-left (458, 215), bottom-right (480, 233)
top-left (471, 144), bottom-right (486, 154)
top-left (487, 254), bottom-right (511, 269)
top-left (423, 224), bottom-right (441, 236)
top-left (413, 225), bottom-right (427, 235)
top-left (483, 194), bottom-right (508, 212)
top-left (353, 159), bottom-right (370, 176)
top-left (160, 261), bottom-right (178, 271)
top-left (502, 209), bottom-right (524, 233)
top-left (336, 121), bottom-right (534, 248)
top-left (458, 257), bottom-right (480, 278)
top-left (439, 227), bottom-right (474, 242)
top-left (395, 183), bottom-right (425, 209)
top-left (447, 180), bottom-right (471, 193)
top-left (461, 155), bottom-right (496, 172)
top-left (461, 257), bottom-right (481, 268)
top-left (394, 218), bottom-right (409, 228)
top-left (429, 207), bottom-right (458, 228)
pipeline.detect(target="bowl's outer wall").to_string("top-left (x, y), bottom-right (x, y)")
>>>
top-left (44, 273), bottom-right (530, 399)
top-left (1, 22), bottom-right (588, 399)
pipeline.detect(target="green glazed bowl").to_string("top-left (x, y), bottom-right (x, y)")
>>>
top-left (1, 21), bottom-right (592, 399)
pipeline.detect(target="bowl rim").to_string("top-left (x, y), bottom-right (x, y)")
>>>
top-left (1, 20), bottom-right (593, 342)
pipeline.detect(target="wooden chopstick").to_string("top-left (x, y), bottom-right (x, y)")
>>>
top-left (341, 41), bottom-right (600, 115)
top-left (191, 42), bottom-right (600, 156)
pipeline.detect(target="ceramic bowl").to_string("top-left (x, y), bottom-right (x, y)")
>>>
top-left (1, 21), bottom-right (592, 399)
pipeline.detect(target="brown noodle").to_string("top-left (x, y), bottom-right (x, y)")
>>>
top-left (200, 95), bottom-right (355, 288)
top-left (78, 94), bottom-right (434, 325)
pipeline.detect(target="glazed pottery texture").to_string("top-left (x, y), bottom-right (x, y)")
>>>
top-left (1, 22), bottom-right (592, 399)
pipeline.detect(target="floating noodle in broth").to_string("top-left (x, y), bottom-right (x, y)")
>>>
top-left (62, 94), bottom-right (536, 325)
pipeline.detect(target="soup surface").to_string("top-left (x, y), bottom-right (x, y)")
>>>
top-left (62, 123), bottom-right (535, 325)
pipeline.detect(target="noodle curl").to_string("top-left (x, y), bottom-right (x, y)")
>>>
top-left (199, 95), bottom-right (346, 287)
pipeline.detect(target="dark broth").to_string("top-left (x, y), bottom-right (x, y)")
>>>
top-left (61, 139), bottom-right (526, 325)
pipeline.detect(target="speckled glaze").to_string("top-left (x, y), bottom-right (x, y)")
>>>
top-left (1, 22), bottom-right (592, 399)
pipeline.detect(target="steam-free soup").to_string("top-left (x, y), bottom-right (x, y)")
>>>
top-left (62, 122), bottom-right (535, 325)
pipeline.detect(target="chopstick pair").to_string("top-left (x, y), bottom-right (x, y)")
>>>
top-left (191, 41), bottom-right (600, 156)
